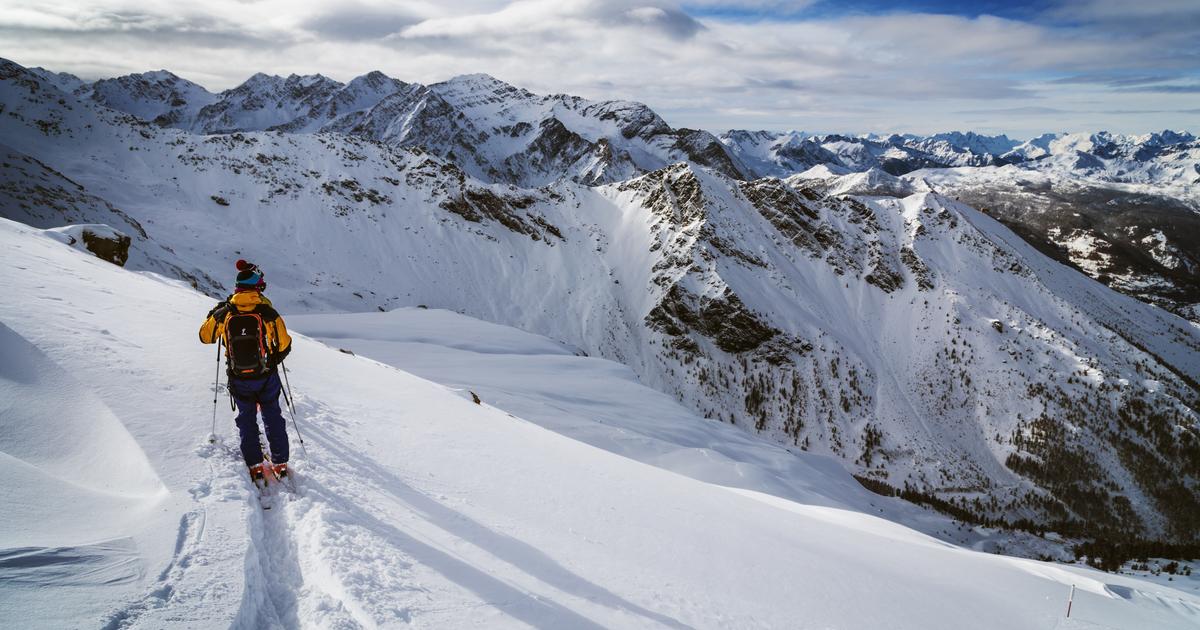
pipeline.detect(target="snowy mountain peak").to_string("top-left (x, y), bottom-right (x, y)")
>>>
top-left (926, 131), bottom-right (1020, 156)
top-left (22, 66), bottom-right (86, 94)
top-left (431, 72), bottom-right (536, 109)
top-left (83, 69), bottom-right (217, 127)
top-left (346, 70), bottom-right (401, 90)
top-left (1142, 129), bottom-right (1195, 145)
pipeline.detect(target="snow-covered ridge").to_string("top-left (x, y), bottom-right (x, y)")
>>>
top-left (55, 63), bottom-right (742, 188)
top-left (50, 61), bottom-right (1199, 192)
top-left (2, 57), bottom-right (1199, 552)
top-left (719, 128), bottom-right (1200, 185)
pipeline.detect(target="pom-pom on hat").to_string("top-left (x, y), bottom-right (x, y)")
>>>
top-left (234, 259), bottom-right (265, 291)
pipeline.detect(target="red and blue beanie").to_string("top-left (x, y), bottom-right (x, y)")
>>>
top-left (235, 259), bottom-right (265, 291)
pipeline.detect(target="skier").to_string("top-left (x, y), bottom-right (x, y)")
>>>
top-left (199, 260), bottom-right (293, 484)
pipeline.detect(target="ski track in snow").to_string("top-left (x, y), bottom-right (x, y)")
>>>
top-left (99, 398), bottom-right (686, 630)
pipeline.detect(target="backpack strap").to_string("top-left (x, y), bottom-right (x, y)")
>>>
top-left (251, 304), bottom-right (281, 351)
top-left (253, 303), bottom-right (280, 323)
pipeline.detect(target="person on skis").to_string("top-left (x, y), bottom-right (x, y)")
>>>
top-left (199, 260), bottom-right (293, 483)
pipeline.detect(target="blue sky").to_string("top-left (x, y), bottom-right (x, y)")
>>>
top-left (2, 0), bottom-right (1197, 137)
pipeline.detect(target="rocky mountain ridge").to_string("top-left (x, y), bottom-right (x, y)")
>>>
top-left (63, 65), bottom-right (1197, 318)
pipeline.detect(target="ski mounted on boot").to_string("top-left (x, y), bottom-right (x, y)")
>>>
top-left (248, 462), bottom-right (273, 509)
top-left (246, 455), bottom-right (300, 509)
top-left (263, 454), bottom-right (299, 495)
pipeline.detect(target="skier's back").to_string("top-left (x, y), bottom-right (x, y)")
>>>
top-left (199, 260), bottom-right (292, 482)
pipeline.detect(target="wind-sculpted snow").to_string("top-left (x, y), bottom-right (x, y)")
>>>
top-left (1, 57), bottom-right (1199, 551)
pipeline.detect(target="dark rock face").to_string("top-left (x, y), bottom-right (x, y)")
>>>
top-left (950, 182), bottom-right (1200, 319)
top-left (438, 183), bottom-right (563, 243)
top-left (646, 284), bottom-right (778, 354)
top-left (617, 164), bottom-right (711, 226)
top-left (900, 246), bottom-right (935, 290)
top-left (671, 129), bottom-right (749, 181)
top-left (740, 178), bottom-right (825, 254)
top-left (80, 228), bottom-right (131, 266)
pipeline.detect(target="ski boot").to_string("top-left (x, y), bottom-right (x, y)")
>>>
top-left (271, 462), bottom-right (289, 480)
top-left (248, 462), bottom-right (266, 482)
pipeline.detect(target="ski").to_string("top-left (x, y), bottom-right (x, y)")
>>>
top-left (253, 475), bottom-right (273, 510)
top-left (265, 464), bottom-right (300, 497)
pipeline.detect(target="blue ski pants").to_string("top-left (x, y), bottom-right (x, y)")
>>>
top-left (230, 371), bottom-right (289, 467)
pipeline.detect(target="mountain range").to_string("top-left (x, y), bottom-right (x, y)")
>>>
top-left (35, 64), bottom-right (1200, 320)
top-left (3, 57), bottom-right (1198, 554)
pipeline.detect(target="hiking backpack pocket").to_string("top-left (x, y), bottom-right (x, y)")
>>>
top-left (225, 312), bottom-right (270, 378)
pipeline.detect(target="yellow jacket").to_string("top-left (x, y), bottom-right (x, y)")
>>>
top-left (199, 292), bottom-right (292, 368)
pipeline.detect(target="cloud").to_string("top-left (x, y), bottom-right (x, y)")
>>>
top-left (0, 0), bottom-right (1195, 137)
top-left (955, 107), bottom-right (1069, 116)
top-left (301, 3), bottom-right (423, 40)
top-left (1051, 74), bottom-right (1180, 87)
top-left (399, 0), bottom-right (703, 41)
top-left (681, 0), bottom-right (816, 17)
top-left (1118, 84), bottom-right (1200, 93)
top-left (0, 1), bottom-right (292, 49)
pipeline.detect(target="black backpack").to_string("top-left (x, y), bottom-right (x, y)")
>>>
top-left (225, 311), bottom-right (270, 378)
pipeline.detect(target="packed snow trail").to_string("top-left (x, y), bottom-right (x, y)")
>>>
top-left (3, 218), bottom-right (1200, 629)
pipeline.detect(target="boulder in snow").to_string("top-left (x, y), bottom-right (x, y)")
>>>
top-left (45, 224), bottom-right (131, 266)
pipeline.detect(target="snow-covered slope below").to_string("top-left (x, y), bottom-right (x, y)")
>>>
top-left (5, 218), bottom-right (1200, 629)
top-left (289, 309), bottom-right (963, 535)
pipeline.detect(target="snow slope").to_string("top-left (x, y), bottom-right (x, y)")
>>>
top-left (4, 218), bottom-right (1200, 628)
top-left (290, 308), bottom-right (939, 523)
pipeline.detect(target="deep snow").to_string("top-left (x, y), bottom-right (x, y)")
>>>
top-left (3, 220), bottom-right (1200, 629)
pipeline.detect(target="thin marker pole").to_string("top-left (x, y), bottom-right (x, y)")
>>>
top-left (1066, 583), bottom-right (1075, 618)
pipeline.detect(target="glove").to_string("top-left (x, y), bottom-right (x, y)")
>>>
top-left (207, 300), bottom-right (231, 321)
top-left (270, 345), bottom-right (291, 367)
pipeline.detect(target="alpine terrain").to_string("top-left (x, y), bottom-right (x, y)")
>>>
top-left (2, 57), bottom-right (1199, 628)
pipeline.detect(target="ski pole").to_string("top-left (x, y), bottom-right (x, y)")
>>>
top-left (280, 361), bottom-right (308, 458)
top-left (210, 339), bottom-right (223, 442)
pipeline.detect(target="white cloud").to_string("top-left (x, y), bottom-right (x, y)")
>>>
top-left (0, 0), bottom-right (1195, 137)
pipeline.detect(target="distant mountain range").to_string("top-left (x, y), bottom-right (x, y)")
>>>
top-left (42, 65), bottom-right (1200, 187)
top-left (27, 65), bottom-right (1199, 319)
